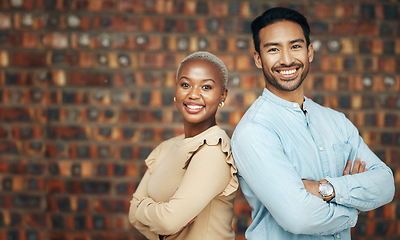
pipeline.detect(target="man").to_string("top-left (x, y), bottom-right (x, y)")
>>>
top-left (231, 7), bottom-right (395, 240)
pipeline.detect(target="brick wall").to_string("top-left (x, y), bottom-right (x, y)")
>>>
top-left (0, 0), bottom-right (399, 239)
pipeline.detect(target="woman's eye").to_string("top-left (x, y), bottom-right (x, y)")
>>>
top-left (181, 83), bottom-right (189, 88)
top-left (202, 85), bottom-right (212, 90)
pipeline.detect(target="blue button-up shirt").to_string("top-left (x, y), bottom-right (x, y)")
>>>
top-left (231, 88), bottom-right (394, 240)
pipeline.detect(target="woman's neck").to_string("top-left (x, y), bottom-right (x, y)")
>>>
top-left (183, 120), bottom-right (217, 138)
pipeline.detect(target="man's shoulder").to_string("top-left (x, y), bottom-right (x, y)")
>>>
top-left (233, 98), bottom-right (279, 139)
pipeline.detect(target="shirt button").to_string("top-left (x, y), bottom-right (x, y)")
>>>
top-left (336, 234), bottom-right (340, 238)
top-left (350, 221), bottom-right (353, 225)
top-left (292, 103), bottom-right (297, 107)
top-left (339, 198), bottom-right (343, 203)
top-left (319, 146), bottom-right (324, 151)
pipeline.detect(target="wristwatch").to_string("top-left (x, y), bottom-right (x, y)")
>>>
top-left (318, 179), bottom-right (335, 202)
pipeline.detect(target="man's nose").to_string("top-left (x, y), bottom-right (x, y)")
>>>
top-left (280, 49), bottom-right (294, 65)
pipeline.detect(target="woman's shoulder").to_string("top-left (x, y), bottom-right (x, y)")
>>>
top-left (186, 126), bottom-right (238, 197)
top-left (186, 125), bottom-right (231, 153)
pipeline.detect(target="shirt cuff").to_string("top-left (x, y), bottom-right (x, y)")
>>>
top-left (326, 176), bottom-right (349, 205)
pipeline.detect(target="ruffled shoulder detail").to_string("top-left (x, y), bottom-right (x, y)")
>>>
top-left (183, 126), bottom-right (238, 197)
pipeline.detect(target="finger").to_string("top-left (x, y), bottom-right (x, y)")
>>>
top-left (351, 158), bottom-right (361, 175)
top-left (343, 160), bottom-right (352, 175)
top-left (359, 161), bottom-right (366, 172)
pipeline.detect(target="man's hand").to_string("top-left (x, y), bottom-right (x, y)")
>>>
top-left (302, 179), bottom-right (322, 199)
top-left (343, 158), bottom-right (368, 214)
top-left (343, 158), bottom-right (368, 175)
top-left (302, 158), bottom-right (368, 200)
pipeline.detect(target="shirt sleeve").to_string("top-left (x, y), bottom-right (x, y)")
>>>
top-left (128, 144), bottom-right (161, 240)
top-left (134, 144), bottom-right (232, 235)
top-left (128, 170), bottom-right (160, 240)
top-left (232, 123), bottom-right (358, 236)
top-left (327, 116), bottom-right (395, 211)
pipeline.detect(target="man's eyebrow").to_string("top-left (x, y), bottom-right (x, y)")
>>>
top-left (263, 42), bottom-right (279, 48)
top-left (263, 38), bottom-right (305, 48)
top-left (290, 38), bottom-right (305, 44)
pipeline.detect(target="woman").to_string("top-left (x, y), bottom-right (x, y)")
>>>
top-left (129, 51), bottom-right (238, 240)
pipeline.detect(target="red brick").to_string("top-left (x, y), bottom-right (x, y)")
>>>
top-left (11, 52), bottom-right (47, 67)
top-left (8, 32), bottom-right (40, 48)
top-left (87, 0), bottom-right (116, 12)
top-left (47, 126), bottom-right (90, 140)
top-left (27, 213), bottom-right (47, 228)
top-left (94, 199), bottom-right (130, 213)
top-left (379, 58), bottom-right (397, 73)
top-left (0, 107), bottom-right (33, 122)
top-left (236, 55), bottom-right (255, 71)
top-left (112, 214), bottom-right (133, 231)
top-left (69, 72), bottom-right (110, 86)
top-left (333, 22), bottom-right (378, 36)
top-left (334, 4), bottom-right (355, 18)
top-left (313, 4), bottom-right (332, 19)
top-left (47, 180), bottom-right (66, 193)
top-left (0, 127), bottom-right (8, 138)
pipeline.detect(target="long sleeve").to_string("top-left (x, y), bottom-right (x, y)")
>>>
top-left (134, 144), bottom-right (231, 236)
top-left (327, 116), bottom-right (395, 211)
top-left (129, 170), bottom-right (160, 240)
top-left (232, 123), bottom-right (358, 236)
top-left (128, 144), bottom-right (161, 240)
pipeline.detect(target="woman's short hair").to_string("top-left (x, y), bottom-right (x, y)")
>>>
top-left (176, 51), bottom-right (228, 89)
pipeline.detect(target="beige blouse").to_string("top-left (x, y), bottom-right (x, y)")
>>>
top-left (129, 126), bottom-right (238, 240)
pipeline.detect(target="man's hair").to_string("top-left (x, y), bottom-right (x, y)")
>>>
top-left (176, 51), bottom-right (228, 89)
top-left (251, 7), bottom-right (311, 54)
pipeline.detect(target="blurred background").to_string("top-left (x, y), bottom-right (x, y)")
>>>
top-left (0, 0), bottom-right (399, 239)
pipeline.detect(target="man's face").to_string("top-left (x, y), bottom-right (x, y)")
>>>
top-left (254, 21), bottom-right (314, 97)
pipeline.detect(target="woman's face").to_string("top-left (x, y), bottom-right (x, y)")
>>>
top-left (175, 59), bottom-right (227, 131)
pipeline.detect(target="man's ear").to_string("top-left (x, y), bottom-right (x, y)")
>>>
top-left (307, 43), bottom-right (314, 63)
top-left (253, 51), bottom-right (263, 69)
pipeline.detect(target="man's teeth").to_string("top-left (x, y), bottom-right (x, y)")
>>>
top-left (280, 69), bottom-right (296, 75)
top-left (187, 105), bottom-right (204, 109)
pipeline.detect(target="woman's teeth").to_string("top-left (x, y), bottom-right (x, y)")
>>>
top-left (186, 105), bottom-right (203, 109)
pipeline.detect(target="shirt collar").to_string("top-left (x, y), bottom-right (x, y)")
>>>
top-left (261, 88), bottom-right (308, 112)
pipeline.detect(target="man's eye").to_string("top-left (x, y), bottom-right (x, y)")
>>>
top-left (268, 48), bottom-right (278, 53)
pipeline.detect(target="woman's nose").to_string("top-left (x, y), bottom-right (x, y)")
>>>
top-left (188, 87), bottom-right (200, 99)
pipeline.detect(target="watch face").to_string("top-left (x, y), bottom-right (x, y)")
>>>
top-left (319, 182), bottom-right (333, 196)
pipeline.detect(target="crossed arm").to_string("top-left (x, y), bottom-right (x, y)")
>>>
top-left (129, 144), bottom-right (231, 237)
top-left (232, 122), bottom-right (394, 235)
top-left (302, 158), bottom-right (367, 202)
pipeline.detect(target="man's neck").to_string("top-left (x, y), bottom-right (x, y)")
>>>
top-left (266, 85), bottom-right (305, 110)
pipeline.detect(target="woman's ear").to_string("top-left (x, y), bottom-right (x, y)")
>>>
top-left (221, 88), bottom-right (228, 103)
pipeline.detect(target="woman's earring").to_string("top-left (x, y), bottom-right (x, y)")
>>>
top-left (173, 97), bottom-right (176, 102)
top-left (219, 102), bottom-right (224, 108)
